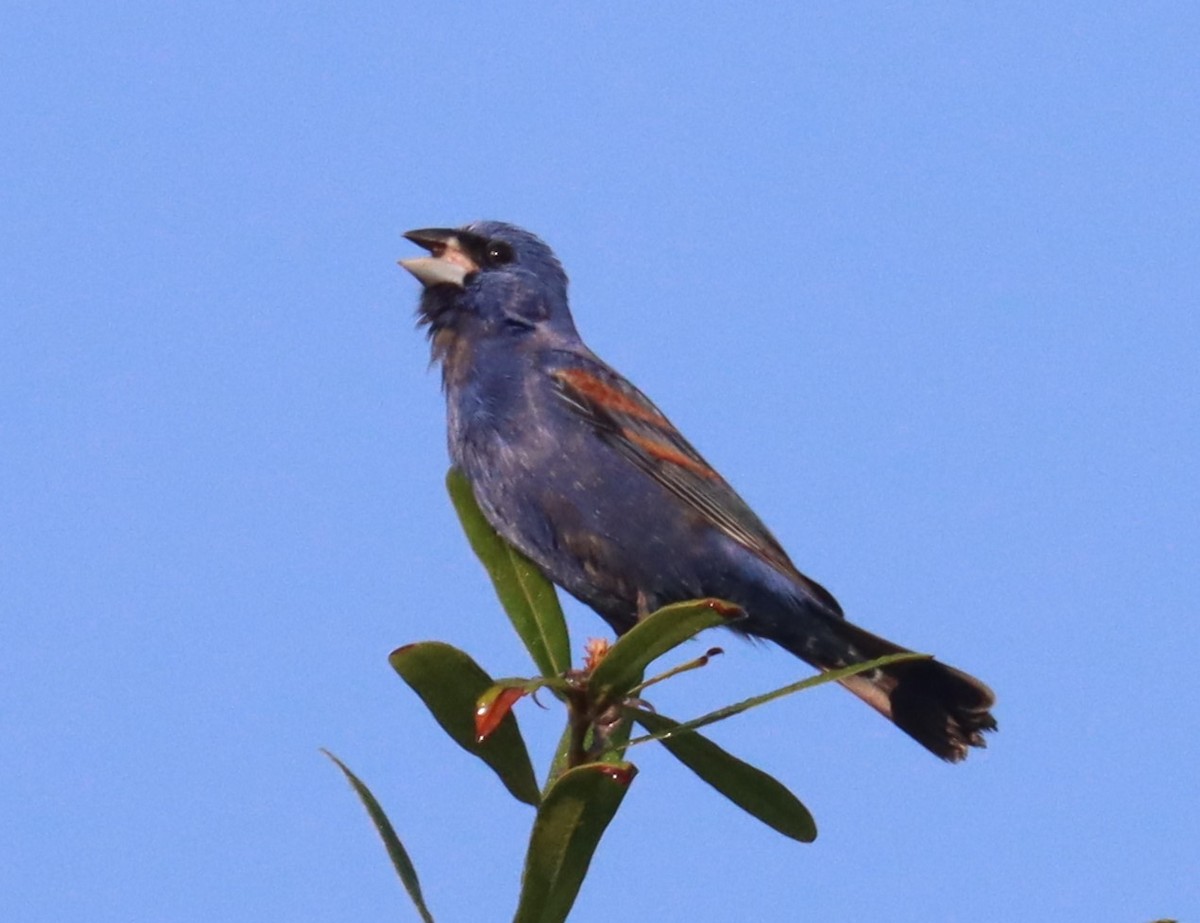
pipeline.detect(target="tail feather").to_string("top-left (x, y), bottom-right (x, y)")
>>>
top-left (783, 617), bottom-right (997, 762)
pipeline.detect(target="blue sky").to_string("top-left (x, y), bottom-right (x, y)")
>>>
top-left (2, 4), bottom-right (1197, 921)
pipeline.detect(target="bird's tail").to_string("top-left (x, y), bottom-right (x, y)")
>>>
top-left (779, 617), bottom-right (997, 762)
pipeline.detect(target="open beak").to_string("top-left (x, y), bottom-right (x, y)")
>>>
top-left (399, 228), bottom-right (479, 289)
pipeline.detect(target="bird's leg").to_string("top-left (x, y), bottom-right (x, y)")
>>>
top-left (587, 702), bottom-right (627, 762)
top-left (576, 593), bottom-right (654, 762)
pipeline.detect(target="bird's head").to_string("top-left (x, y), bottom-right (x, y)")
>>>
top-left (400, 221), bottom-right (578, 369)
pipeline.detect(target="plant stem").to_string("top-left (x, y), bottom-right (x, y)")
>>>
top-left (566, 695), bottom-right (591, 769)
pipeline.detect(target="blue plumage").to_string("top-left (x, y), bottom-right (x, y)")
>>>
top-left (402, 221), bottom-right (996, 761)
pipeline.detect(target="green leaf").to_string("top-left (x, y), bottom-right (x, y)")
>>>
top-left (626, 652), bottom-right (929, 746)
top-left (587, 599), bottom-right (743, 704)
top-left (322, 750), bottom-right (436, 923)
top-left (631, 711), bottom-right (816, 843)
top-left (514, 762), bottom-right (637, 923)
top-left (544, 722), bottom-right (576, 795)
top-left (389, 642), bottom-right (540, 806)
top-left (633, 646), bottom-right (723, 695)
top-left (446, 468), bottom-right (571, 678)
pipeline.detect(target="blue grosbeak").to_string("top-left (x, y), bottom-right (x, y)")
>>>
top-left (401, 221), bottom-right (996, 761)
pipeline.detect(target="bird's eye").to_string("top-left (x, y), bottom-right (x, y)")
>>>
top-left (484, 240), bottom-right (515, 266)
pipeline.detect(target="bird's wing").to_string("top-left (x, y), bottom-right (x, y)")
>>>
top-left (549, 357), bottom-right (843, 616)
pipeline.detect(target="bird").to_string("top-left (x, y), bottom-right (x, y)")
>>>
top-left (400, 221), bottom-right (996, 762)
